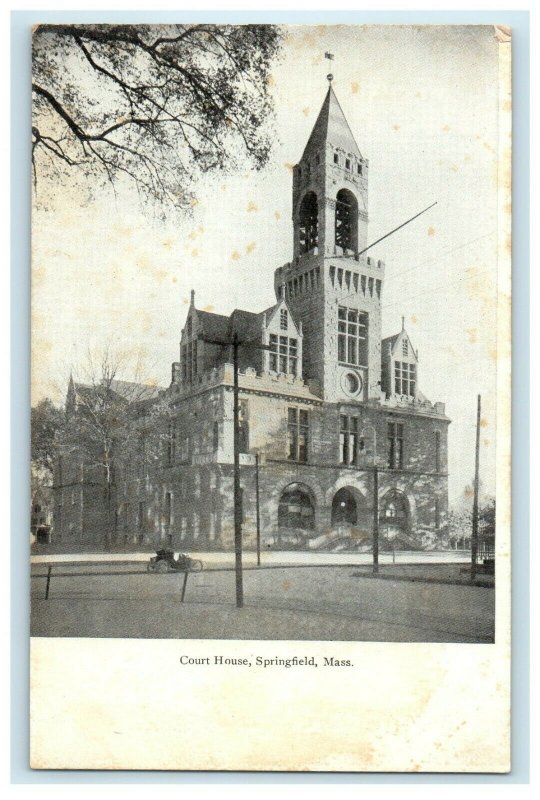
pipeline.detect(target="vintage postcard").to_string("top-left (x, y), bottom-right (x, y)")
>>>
top-left (30, 23), bottom-right (511, 771)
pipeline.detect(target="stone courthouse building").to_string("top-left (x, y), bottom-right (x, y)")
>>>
top-left (53, 85), bottom-right (450, 551)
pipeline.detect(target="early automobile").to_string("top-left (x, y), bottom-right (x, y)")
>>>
top-left (147, 548), bottom-right (203, 574)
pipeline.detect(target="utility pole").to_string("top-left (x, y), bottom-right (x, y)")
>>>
top-left (255, 452), bottom-right (261, 567)
top-left (232, 333), bottom-right (243, 607)
top-left (197, 333), bottom-right (271, 608)
top-left (471, 394), bottom-right (481, 581)
top-left (373, 464), bottom-right (379, 575)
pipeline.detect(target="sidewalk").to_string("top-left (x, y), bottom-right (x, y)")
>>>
top-left (31, 549), bottom-right (472, 567)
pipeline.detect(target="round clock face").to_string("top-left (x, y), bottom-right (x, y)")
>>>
top-left (340, 370), bottom-right (363, 398)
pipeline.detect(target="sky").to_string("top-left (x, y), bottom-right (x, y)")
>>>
top-left (31, 24), bottom-right (503, 505)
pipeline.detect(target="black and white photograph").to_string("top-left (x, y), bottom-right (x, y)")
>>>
top-left (28, 21), bottom-right (511, 772)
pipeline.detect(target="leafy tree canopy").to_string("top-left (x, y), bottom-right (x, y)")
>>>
top-left (31, 398), bottom-right (65, 481)
top-left (32, 24), bottom-right (282, 216)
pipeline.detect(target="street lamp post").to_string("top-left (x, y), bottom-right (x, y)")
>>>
top-left (360, 424), bottom-right (379, 575)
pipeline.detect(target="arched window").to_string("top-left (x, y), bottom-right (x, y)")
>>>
top-left (335, 189), bottom-right (358, 253)
top-left (299, 192), bottom-right (318, 254)
top-left (331, 488), bottom-right (357, 525)
top-left (381, 490), bottom-right (409, 543)
top-left (278, 483), bottom-right (315, 530)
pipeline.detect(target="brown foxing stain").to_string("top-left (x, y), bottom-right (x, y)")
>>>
top-left (231, 251), bottom-right (241, 261)
top-left (466, 328), bottom-right (477, 344)
top-left (480, 418), bottom-right (489, 428)
top-left (162, 239), bottom-right (174, 250)
top-left (392, 124), bottom-right (400, 131)
top-left (247, 201), bottom-right (258, 213)
top-left (410, 315), bottom-right (418, 324)
top-left (302, 107), bottom-right (310, 117)
top-left (274, 211), bottom-right (281, 221)
top-left (154, 270), bottom-right (168, 281)
top-left (282, 580), bottom-right (291, 591)
top-left (246, 242), bottom-right (256, 254)
top-left (191, 249), bottom-right (199, 257)
top-left (284, 163), bottom-right (295, 172)
top-left (483, 439), bottom-right (490, 447)
top-left (172, 277), bottom-right (178, 284)
top-left (203, 304), bottom-right (215, 312)
top-left (442, 125), bottom-right (450, 132)
top-left (136, 254), bottom-right (151, 271)
top-left (351, 82), bottom-right (360, 94)
top-left (190, 198), bottom-right (199, 208)
top-left (450, 164), bottom-right (459, 172)
top-left (427, 227), bottom-right (435, 237)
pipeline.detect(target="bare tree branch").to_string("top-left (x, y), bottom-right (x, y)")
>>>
top-left (32, 24), bottom-right (282, 217)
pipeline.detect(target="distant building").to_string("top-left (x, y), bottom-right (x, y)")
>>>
top-left (31, 486), bottom-right (53, 544)
top-left (53, 84), bottom-right (450, 551)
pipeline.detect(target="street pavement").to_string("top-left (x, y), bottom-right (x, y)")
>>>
top-left (31, 562), bottom-right (494, 643)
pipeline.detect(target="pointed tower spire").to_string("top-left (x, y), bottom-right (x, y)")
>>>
top-left (292, 84), bottom-right (369, 258)
top-left (301, 84), bottom-right (363, 163)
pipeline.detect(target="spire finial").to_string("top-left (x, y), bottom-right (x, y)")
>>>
top-left (190, 289), bottom-right (195, 306)
top-left (325, 51), bottom-right (334, 83)
top-left (402, 315), bottom-right (405, 331)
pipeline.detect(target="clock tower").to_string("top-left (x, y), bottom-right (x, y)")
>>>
top-left (275, 82), bottom-right (384, 403)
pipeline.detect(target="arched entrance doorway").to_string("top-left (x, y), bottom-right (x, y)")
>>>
top-left (278, 483), bottom-right (315, 545)
top-left (381, 490), bottom-right (409, 548)
top-left (331, 488), bottom-right (357, 525)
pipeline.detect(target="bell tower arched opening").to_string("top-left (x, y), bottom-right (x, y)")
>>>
top-left (298, 192), bottom-right (318, 254)
top-left (335, 188), bottom-right (358, 253)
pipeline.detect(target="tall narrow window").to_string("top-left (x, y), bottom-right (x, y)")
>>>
top-left (165, 492), bottom-right (172, 530)
top-left (138, 434), bottom-right (147, 478)
top-left (269, 335), bottom-right (298, 375)
top-left (340, 416), bottom-right (358, 465)
top-left (280, 308), bottom-right (288, 330)
top-left (213, 420), bottom-right (219, 452)
top-left (335, 189), bottom-right (358, 252)
top-left (387, 422), bottom-right (404, 469)
top-left (333, 153), bottom-right (339, 165)
top-left (239, 400), bottom-right (249, 453)
top-left (435, 431), bottom-right (441, 472)
top-left (338, 307), bottom-right (368, 366)
top-left (435, 498), bottom-right (440, 530)
top-left (394, 361), bottom-right (416, 397)
top-left (288, 408), bottom-right (309, 462)
top-left (299, 192), bottom-right (318, 254)
top-left (402, 338), bottom-right (409, 357)
top-left (167, 420), bottom-right (176, 466)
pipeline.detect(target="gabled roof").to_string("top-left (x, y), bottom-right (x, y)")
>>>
top-left (382, 333), bottom-right (400, 352)
top-left (228, 309), bottom-right (264, 342)
top-left (302, 85), bottom-right (362, 161)
top-left (196, 309), bottom-right (230, 341)
top-left (382, 329), bottom-right (417, 359)
top-left (110, 380), bottom-right (163, 402)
